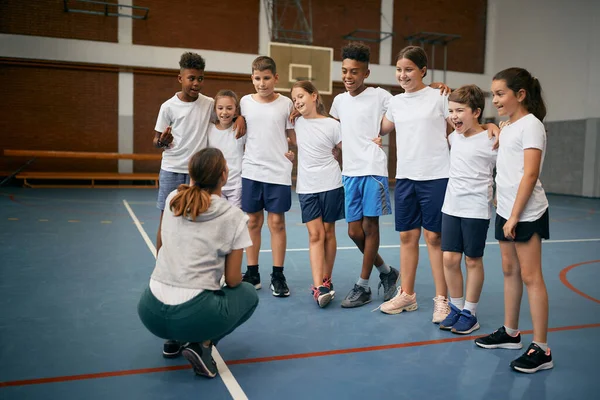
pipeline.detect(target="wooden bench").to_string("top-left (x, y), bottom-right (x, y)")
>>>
top-left (2, 150), bottom-right (161, 188)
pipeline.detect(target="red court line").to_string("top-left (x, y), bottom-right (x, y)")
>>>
top-left (559, 260), bottom-right (600, 304)
top-left (2, 322), bottom-right (599, 388)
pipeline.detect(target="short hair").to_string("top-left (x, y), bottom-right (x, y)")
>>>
top-left (449, 85), bottom-right (486, 122)
top-left (179, 52), bottom-right (206, 71)
top-left (396, 46), bottom-right (428, 77)
top-left (341, 42), bottom-right (370, 64)
top-left (252, 56), bottom-right (277, 74)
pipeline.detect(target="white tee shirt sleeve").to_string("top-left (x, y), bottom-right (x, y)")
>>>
top-left (154, 103), bottom-right (171, 133)
top-left (522, 123), bottom-right (546, 150)
top-left (232, 215), bottom-right (252, 250)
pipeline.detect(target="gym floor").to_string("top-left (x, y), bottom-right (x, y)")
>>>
top-left (0, 187), bottom-right (598, 399)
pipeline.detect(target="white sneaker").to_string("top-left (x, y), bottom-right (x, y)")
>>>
top-left (379, 289), bottom-right (418, 315)
top-left (432, 295), bottom-right (450, 324)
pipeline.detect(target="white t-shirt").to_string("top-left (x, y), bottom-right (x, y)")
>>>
top-left (442, 130), bottom-right (497, 219)
top-left (386, 86), bottom-right (450, 180)
top-left (496, 113), bottom-right (548, 221)
top-left (329, 87), bottom-right (391, 177)
top-left (240, 94), bottom-right (294, 185)
top-left (154, 93), bottom-right (214, 174)
top-left (294, 116), bottom-right (343, 194)
top-left (208, 124), bottom-right (246, 191)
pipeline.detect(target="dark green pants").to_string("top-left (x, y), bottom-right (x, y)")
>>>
top-left (137, 282), bottom-right (259, 343)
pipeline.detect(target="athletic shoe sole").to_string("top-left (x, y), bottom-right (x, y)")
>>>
top-left (380, 303), bottom-right (418, 314)
top-left (181, 348), bottom-right (218, 378)
top-left (512, 361), bottom-right (554, 373)
top-left (452, 322), bottom-right (480, 335)
top-left (270, 284), bottom-right (290, 297)
top-left (475, 341), bottom-right (523, 349)
top-left (341, 298), bottom-right (372, 308)
top-left (162, 350), bottom-right (182, 359)
top-left (317, 292), bottom-right (333, 308)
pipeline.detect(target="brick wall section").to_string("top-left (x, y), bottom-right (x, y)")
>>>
top-left (0, 0), bottom-right (118, 42)
top-left (311, 0), bottom-right (381, 62)
top-left (0, 63), bottom-right (118, 173)
top-left (132, 0), bottom-right (259, 54)
top-left (392, 0), bottom-right (487, 73)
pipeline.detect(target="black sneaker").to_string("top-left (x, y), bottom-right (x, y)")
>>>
top-left (341, 284), bottom-right (372, 308)
top-left (242, 270), bottom-right (261, 289)
top-left (475, 326), bottom-right (523, 349)
top-left (378, 267), bottom-right (400, 301)
top-left (270, 272), bottom-right (290, 297)
top-left (163, 340), bottom-right (186, 358)
top-left (510, 343), bottom-right (554, 373)
top-left (181, 342), bottom-right (218, 378)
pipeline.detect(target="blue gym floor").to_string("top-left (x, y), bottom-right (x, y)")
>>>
top-left (0, 187), bottom-right (598, 399)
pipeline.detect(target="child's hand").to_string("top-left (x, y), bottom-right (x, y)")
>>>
top-left (430, 82), bottom-right (451, 95)
top-left (289, 109), bottom-right (300, 124)
top-left (486, 123), bottom-right (501, 150)
top-left (284, 151), bottom-right (295, 162)
top-left (233, 116), bottom-right (246, 139)
top-left (158, 126), bottom-right (174, 148)
top-left (372, 136), bottom-right (383, 148)
top-left (503, 216), bottom-right (518, 240)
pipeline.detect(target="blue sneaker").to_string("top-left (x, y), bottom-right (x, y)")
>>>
top-left (451, 309), bottom-right (480, 334)
top-left (439, 302), bottom-right (461, 330)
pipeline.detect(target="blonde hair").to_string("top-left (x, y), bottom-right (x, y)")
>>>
top-left (290, 80), bottom-right (329, 117)
top-left (169, 148), bottom-right (227, 220)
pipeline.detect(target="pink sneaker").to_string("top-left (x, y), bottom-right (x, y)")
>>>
top-left (379, 289), bottom-right (418, 315)
top-left (432, 295), bottom-right (450, 324)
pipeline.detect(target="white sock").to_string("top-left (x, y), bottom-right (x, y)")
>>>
top-left (357, 278), bottom-right (369, 289)
top-left (450, 296), bottom-right (465, 309)
top-left (533, 341), bottom-right (549, 352)
top-left (464, 301), bottom-right (478, 316)
top-left (504, 326), bottom-right (519, 337)
top-left (375, 262), bottom-right (391, 275)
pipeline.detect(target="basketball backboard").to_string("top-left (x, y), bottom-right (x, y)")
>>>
top-left (268, 42), bottom-right (333, 95)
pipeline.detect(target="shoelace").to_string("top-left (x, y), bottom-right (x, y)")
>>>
top-left (371, 287), bottom-right (402, 312)
top-left (311, 286), bottom-right (319, 300)
top-left (433, 297), bottom-right (449, 314)
top-left (322, 277), bottom-right (333, 290)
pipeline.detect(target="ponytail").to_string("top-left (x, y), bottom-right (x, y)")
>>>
top-left (169, 184), bottom-right (212, 220)
top-left (493, 67), bottom-right (547, 121)
top-left (528, 77), bottom-right (546, 121)
top-left (168, 148), bottom-right (227, 220)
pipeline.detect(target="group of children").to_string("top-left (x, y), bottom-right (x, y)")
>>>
top-left (137, 42), bottom-right (553, 379)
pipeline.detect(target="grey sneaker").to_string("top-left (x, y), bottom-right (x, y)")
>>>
top-left (341, 284), bottom-right (372, 308)
top-left (181, 342), bottom-right (218, 378)
top-left (378, 267), bottom-right (400, 301)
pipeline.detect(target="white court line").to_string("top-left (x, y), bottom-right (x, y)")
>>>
top-left (123, 199), bottom-right (248, 400)
top-left (259, 237), bottom-right (600, 253)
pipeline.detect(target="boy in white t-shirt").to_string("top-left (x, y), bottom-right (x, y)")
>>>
top-left (329, 42), bottom-right (400, 308)
top-left (239, 56), bottom-right (296, 297)
top-left (437, 85), bottom-right (497, 335)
